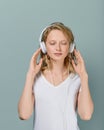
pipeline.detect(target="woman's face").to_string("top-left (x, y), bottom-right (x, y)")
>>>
top-left (45, 29), bottom-right (70, 62)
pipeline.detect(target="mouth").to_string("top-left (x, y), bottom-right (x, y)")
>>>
top-left (54, 53), bottom-right (62, 56)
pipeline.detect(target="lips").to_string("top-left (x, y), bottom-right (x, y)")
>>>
top-left (54, 53), bottom-right (62, 56)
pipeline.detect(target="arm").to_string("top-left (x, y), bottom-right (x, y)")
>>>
top-left (72, 50), bottom-right (94, 120)
top-left (77, 72), bottom-right (94, 120)
top-left (18, 48), bottom-right (43, 120)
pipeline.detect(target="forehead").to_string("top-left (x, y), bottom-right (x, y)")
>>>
top-left (46, 29), bottom-right (68, 40)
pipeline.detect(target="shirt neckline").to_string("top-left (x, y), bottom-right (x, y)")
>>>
top-left (41, 72), bottom-right (73, 88)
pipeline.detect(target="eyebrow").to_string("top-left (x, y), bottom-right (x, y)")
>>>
top-left (47, 39), bottom-right (68, 42)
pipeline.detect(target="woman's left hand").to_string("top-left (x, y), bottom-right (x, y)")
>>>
top-left (72, 50), bottom-right (87, 77)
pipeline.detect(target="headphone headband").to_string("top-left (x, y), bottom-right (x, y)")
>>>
top-left (39, 23), bottom-right (75, 54)
top-left (39, 26), bottom-right (49, 43)
top-left (39, 22), bottom-right (64, 43)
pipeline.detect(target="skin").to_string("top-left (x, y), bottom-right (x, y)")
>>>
top-left (18, 29), bottom-right (94, 120)
top-left (46, 30), bottom-right (69, 62)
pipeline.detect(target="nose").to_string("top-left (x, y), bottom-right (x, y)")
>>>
top-left (56, 43), bottom-right (61, 51)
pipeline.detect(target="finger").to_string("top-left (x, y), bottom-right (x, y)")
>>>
top-left (77, 51), bottom-right (84, 63)
top-left (38, 58), bottom-right (43, 67)
top-left (74, 50), bottom-right (83, 62)
top-left (36, 58), bottom-right (43, 72)
top-left (72, 59), bottom-right (76, 68)
top-left (77, 50), bottom-right (82, 58)
top-left (32, 48), bottom-right (41, 59)
top-left (74, 49), bottom-right (80, 57)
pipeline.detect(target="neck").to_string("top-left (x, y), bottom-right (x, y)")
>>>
top-left (49, 60), bottom-right (66, 74)
top-left (49, 60), bottom-right (69, 86)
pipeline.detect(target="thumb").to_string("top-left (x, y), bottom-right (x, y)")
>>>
top-left (72, 59), bottom-right (76, 69)
top-left (38, 58), bottom-right (43, 67)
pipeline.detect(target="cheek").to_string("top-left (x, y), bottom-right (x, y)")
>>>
top-left (46, 45), bottom-right (51, 51)
top-left (63, 46), bottom-right (69, 52)
top-left (63, 46), bottom-right (69, 56)
top-left (46, 45), bottom-right (54, 54)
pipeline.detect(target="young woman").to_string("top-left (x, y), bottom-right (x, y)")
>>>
top-left (18, 22), bottom-right (94, 130)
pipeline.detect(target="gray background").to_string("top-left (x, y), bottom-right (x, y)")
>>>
top-left (0, 0), bottom-right (104, 130)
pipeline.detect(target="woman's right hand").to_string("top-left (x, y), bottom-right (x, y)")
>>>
top-left (28, 48), bottom-right (43, 78)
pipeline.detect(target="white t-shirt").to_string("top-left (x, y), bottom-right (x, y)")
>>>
top-left (33, 73), bottom-right (81, 130)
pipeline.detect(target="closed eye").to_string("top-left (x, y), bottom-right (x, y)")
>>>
top-left (49, 42), bottom-right (56, 45)
top-left (61, 42), bottom-right (67, 45)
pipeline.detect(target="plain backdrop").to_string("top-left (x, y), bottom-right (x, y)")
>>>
top-left (0, 0), bottom-right (104, 130)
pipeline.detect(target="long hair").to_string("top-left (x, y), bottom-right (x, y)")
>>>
top-left (40, 22), bottom-right (75, 73)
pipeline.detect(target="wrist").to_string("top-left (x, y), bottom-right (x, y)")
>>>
top-left (79, 71), bottom-right (88, 81)
top-left (27, 70), bottom-right (37, 80)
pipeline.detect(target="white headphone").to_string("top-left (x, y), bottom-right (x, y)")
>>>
top-left (39, 25), bottom-right (76, 54)
top-left (39, 26), bottom-right (48, 54)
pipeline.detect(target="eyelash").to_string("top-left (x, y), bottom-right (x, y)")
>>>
top-left (61, 42), bottom-right (67, 45)
top-left (49, 42), bottom-right (67, 45)
top-left (49, 42), bottom-right (56, 45)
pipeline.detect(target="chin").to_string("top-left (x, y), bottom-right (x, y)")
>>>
top-left (51, 57), bottom-right (65, 62)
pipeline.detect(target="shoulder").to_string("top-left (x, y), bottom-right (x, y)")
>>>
top-left (33, 72), bottom-right (42, 91)
top-left (70, 73), bottom-right (81, 89)
top-left (33, 72), bottom-right (41, 85)
top-left (70, 73), bottom-right (80, 81)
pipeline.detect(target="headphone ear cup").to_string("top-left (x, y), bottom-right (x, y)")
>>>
top-left (69, 43), bottom-right (75, 53)
top-left (40, 42), bottom-right (47, 54)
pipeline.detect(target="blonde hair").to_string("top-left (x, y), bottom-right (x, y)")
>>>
top-left (40, 22), bottom-right (75, 73)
